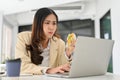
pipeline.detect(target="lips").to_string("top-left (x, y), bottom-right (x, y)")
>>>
top-left (48, 32), bottom-right (53, 34)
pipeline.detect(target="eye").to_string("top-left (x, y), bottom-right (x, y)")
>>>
top-left (53, 22), bottom-right (57, 25)
top-left (45, 22), bottom-right (50, 24)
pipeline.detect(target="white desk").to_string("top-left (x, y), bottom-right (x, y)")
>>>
top-left (1, 73), bottom-right (120, 80)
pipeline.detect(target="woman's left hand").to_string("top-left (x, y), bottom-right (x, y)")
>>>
top-left (66, 40), bottom-right (76, 58)
top-left (65, 33), bottom-right (76, 60)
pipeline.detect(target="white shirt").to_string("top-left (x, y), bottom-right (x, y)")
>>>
top-left (39, 40), bottom-right (70, 74)
top-left (40, 40), bottom-right (50, 67)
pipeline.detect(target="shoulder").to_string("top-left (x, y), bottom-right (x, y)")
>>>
top-left (17, 31), bottom-right (31, 37)
top-left (17, 31), bottom-right (31, 39)
top-left (52, 36), bottom-right (65, 45)
top-left (17, 31), bottom-right (31, 44)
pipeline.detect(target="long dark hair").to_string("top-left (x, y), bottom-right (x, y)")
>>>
top-left (26, 8), bottom-right (60, 65)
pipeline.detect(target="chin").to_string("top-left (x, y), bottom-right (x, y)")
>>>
top-left (48, 36), bottom-right (52, 39)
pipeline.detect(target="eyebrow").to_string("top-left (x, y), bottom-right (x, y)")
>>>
top-left (44, 20), bottom-right (57, 22)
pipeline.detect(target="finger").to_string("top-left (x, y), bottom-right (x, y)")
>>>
top-left (62, 64), bottom-right (70, 72)
top-left (58, 69), bottom-right (65, 73)
top-left (63, 67), bottom-right (70, 72)
top-left (71, 40), bottom-right (76, 44)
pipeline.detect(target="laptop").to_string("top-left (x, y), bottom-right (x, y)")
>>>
top-left (46, 36), bottom-right (114, 78)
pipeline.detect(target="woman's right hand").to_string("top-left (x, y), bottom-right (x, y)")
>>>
top-left (46, 63), bottom-right (70, 74)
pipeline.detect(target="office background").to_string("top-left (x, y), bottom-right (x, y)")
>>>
top-left (0, 0), bottom-right (120, 75)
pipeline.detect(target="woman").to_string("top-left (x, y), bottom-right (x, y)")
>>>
top-left (15, 8), bottom-right (73, 75)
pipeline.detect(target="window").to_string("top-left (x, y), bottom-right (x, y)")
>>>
top-left (18, 19), bottom-right (95, 42)
top-left (100, 10), bottom-right (112, 72)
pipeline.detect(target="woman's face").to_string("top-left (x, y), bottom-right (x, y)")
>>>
top-left (43, 14), bottom-right (57, 40)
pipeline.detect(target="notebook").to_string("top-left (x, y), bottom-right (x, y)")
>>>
top-left (46, 36), bottom-right (114, 78)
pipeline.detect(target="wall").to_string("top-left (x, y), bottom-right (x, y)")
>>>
top-left (3, 18), bottom-right (18, 59)
top-left (95, 0), bottom-right (120, 75)
top-left (0, 12), bottom-right (3, 63)
top-left (81, 0), bottom-right (96, 19)
top-left (2, 22), bottom-right (12, 60)
top-left (111, 0), bottom-right (120, 75)
top-left (11, 26), bottom-right (18, 58)
top-left (0, 13), bottom-right (18, 63)
top-left (95, 0), bottom-right (111, 38)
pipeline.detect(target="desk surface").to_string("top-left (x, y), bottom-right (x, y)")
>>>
top-left (1, 73), bottom-right (120, 80)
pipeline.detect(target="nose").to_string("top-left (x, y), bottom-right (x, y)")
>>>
top-left (49, 23), bottom-right (54, 30)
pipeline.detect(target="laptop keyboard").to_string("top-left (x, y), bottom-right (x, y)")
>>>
top-left (56, 72), bottom-right (69, 76)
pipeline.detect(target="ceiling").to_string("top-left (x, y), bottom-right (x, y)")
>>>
top-left (0, 0), bottom-right (85, 15)
top-left (1, 0), bottom-right (96, 26)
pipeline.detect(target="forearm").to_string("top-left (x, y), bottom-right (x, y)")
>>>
top-left (21, 61), bottom-right (49, 75)
top-left (65, 51), bottom-right (73, 61)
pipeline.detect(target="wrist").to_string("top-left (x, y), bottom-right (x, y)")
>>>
top-left (41, 67), bottom-right (50, 74)
top-left (46, 68), bottom-right (53, 74)
top-left (66, 48), bottom-right (71, 58)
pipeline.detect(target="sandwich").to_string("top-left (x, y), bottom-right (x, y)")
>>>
top-left (66, 33), bottom-right (76, 48)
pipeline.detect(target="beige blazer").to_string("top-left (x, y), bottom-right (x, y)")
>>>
top-left (15, 31), bottom-right (68, 75)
